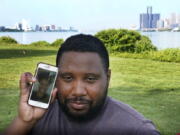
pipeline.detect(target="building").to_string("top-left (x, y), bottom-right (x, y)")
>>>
top-left (21, 19), bottom-right (31, 31)
top-left (0, 26), bottom-right (5, 31)
top-left (157, 20), bottom-right (164, 28)
top-left (163, 18), bottom-right (169, 28)
top-left (168, 13), bottom-right (180, 28)
top-left (170, 13), bottom-right (176, 25)
top-left (140, 13), bottom-right (149, 29)
top-left (35, 25), bottom-right (40, 31)
top-left (140, 6), bottom-right (160, 29)
top-left (18, 23), bottom-right (23, 31)
top-left (152, 14), bottom-right (160, 28)
top-left (177, 14), bottom-right (180, 25)
top-left (45, 25), bottom-right (50, 31)
top-left (51, 25), bottom-right (56, 31)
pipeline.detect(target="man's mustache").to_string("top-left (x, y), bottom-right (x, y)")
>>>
top-left (66, 97), bottom-right (92, 104)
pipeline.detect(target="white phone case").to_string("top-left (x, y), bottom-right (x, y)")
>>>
top-left (28, 63), bottom-right (58, 109)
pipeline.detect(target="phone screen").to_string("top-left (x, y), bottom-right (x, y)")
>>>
top-left (30, 68), bottom-right (57, 104)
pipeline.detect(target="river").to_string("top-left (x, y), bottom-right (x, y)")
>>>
top-left (0, 31), bottom-right (180, 50)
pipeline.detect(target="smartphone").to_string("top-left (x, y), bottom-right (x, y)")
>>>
top-left (28, 63), bottom-right (58, 109)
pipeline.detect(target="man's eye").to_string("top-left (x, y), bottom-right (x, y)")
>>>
top-left (86, 76), bottom-right (97, 82)
top-left (62, 76), bottom-right (73, 82)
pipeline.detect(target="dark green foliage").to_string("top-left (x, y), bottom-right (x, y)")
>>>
top-left (95, 29), bottom-right (157, 53)
top-left (135, 36), bottom-right (157, 53)
top-left (0, 36), bottom-right (18, 44)
top-left (30, 41), bottom-right (50, 46)
top-left (51, 39), bottom-right (64, 47)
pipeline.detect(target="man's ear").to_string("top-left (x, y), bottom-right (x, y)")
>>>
top-left (107, 69), bottom-right (111, 83)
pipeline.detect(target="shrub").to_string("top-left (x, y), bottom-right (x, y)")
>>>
top-left (30, 41), bottom-right (50, 46)
top-left (51, 39), bottom-right (64, 47)
top-left (111, 51), bottom-right (150, 59)
top-left (95, 29), bottom-right (157, 53)
top-left (135, 36), bottom-right (157, 53)
top-left (111, 48), bottom-right (180, 63)
top-left (150, 48), bottom-right (180, 62)
top-left (0, 36), bottom-right (18, 44)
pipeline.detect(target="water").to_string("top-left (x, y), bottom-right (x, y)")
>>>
top-left (0, 31), bottom-right (180, 50)
top-left (141, 32), bottom-right (180, 49)
top-left (0, 32), bottom-right (88, 44)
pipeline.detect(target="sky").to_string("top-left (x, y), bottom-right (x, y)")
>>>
top-left (0, 0), bottom-right (180, 31)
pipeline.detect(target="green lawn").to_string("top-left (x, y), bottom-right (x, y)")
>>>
top-left (0, 45), bottom-right (180, 135)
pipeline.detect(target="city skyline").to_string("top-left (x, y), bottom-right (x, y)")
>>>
top-left (139, 7), bottom-right (180, 31)
top-left (0, 19), bottom-right (78, 32)
top-left (1, 0), bottom-right (180, 31)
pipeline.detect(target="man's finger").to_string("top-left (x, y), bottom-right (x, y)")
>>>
top-left (51, 88), bottom-right (57, 103)
top-left (19, 72), bottom-right (36, 97)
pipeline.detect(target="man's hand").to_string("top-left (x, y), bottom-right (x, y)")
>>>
top-left (18, 72), bottom-right (46, 123)
top-left (4, 72), bottom-right (57, 135)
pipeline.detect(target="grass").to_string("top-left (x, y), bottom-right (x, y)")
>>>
top-left (0, 44), bottom-right (58, 132)
top-left (109, 57), bottom-right (180, 135)
top-left (0, 44), bottom-right (180, 135)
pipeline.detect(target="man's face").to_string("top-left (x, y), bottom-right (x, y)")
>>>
top-left (56, 51), bottom-right (111, 120)
top-left (39, 79), bottom-right (49, 92)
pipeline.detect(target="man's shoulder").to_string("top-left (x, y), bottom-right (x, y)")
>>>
top-left (103, 97), bottom-right (160, 134)
top-left (107, 97), bottom-right (145, 120)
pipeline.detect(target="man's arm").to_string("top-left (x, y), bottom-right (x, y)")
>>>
top-left (3, 72), bottom-right (57, 135)
top-left (3, 116), bottom-right (36, 135)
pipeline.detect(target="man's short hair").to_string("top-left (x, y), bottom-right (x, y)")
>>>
top-left (56, 34), bottom-right (109, 72)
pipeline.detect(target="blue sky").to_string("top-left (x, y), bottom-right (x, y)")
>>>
top-left (0, 0), bottom-right (180, 31)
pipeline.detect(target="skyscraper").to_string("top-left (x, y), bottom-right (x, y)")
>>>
top-left (152, 14), bottom-right (160, 28)
top-left (140, 13), bottom-right (149, 29)
top-left (140, 7), bottom-right (160, 29)
top-left (51, 25), bottom-right (56, 30)
top-left (157, 20), bottom-right (164, 28)
top-left (170, 13), bottom-right (176, 25)
top-left (177, 14), bottom-right (180, 24)
top-left (147, 6), bottom-right (152, 14)
top-left (35, 25), bottom-right (40, 31)
top-left (147, 6), bottom-right (152, 28)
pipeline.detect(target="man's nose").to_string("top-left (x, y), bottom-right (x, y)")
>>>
top-left (72, 80), bottom-right (87, 96)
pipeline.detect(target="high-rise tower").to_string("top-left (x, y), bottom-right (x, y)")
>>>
top-left (140, 7), bottom-right (160, 29)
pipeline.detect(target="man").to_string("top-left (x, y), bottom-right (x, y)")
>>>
top-left (3, 34), bottom-right (160, 135)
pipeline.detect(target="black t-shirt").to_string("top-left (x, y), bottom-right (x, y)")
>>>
top-left (28, 97), bottom-right (160, 135)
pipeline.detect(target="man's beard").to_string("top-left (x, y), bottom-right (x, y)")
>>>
top-left (57, 89), bottom-right (108, 122)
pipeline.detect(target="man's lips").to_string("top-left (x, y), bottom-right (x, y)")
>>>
top-left (66, 97), bottom-right (92, 111)
top-left (68, 101), bottom-right (89, 110)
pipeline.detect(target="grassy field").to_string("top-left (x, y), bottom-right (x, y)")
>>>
top-left (0, 44), bottom-right (180, 135)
